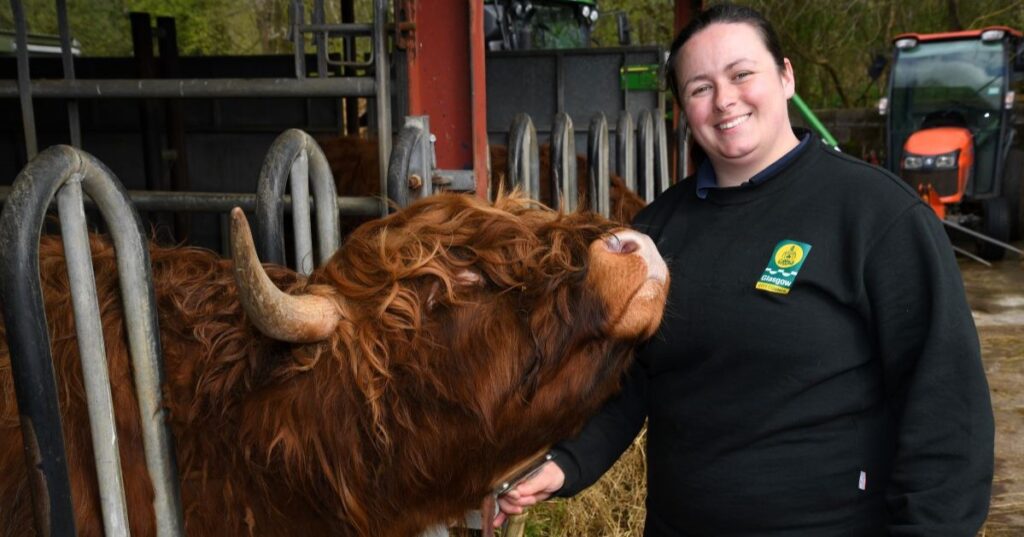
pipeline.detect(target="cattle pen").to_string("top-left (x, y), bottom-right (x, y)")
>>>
top-left (3, 1), bottom-right (1024, 537)
top-left (1, 0), bottom-right (674, 536)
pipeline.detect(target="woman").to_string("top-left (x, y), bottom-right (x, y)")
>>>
top-left (496, 4), bottom-right (994, 535)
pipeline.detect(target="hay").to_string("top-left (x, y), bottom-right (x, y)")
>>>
top-left (521, 428), bottom-right (647, 537)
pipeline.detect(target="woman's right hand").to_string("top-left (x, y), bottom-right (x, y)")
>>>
top-left (494, 461), bottom-right (565, 527)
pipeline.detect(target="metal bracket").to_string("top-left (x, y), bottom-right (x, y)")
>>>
top-left (431, 169), bottom-right (476, 193)
top-left (387, 116), bottom-right (434, 208)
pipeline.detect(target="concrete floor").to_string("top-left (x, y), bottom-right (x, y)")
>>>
top-left (960, 246), bottom-right (1024, 536)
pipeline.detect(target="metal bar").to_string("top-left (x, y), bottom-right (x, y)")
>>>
top-left (323, 50), bottom-right (374, 69)
top-left (555, 53), bottom-right (565, 115)
top-left (951, 244), bottom-right (992, 267)
top-left (6, 147), bottom-right (187, 536)
top-left (942, 219), bottom-right (1024, 256)
top-left (57, 178), bottom-right (131, 537)
top-left (257, 128), bottom-right (294, 264)
top-left (341, 0), bottom-right (359, 136)
top-left (431, 169), bottom-right (475, 192)
top-left (588, 113), bottom-right (610, 217)
top-left (55, 0), bottom-right (81, 147)
top-left (0, 186), bottom-right (381, 216)
top-left (313, 0), bottom-right (328, 79)
top-left (469, 0), bottom-right (489, 198)
top-left (298, 22), bottom-right (373, 35)
top-left (791, 93), bottom-right (840, 148)
top-left (78, 152), bottom-right (186, 537)
top-left (508, 113), bottom-right (540, 200)
top-left (0, 78), bottom-right (377, 99)
top-left (290, 152), bottom-right (314, 275)
top-left (404, 0), bottom-right (477, 201)
top-left (636, 109), bottom-right (654, 203)
top-left (0, 146), bottom-right (79, 537)
top-left (11, 0), bottom-right (38, 159)
top-left (374, 0), bottom-right (392, 217)
top-left (130, 12), bottom-right (168, 231)
top-left (156, 16), bottom-right (191, 241)
top-left (256, 129), bottom-right (346, 266)
top-left (292, 0), bottom-right (306, 79)
top-left (307, 140), bottom-right (341, 263)
top-left (617, 111), bottom-right (635, 191)
top-left (653, 110), bottom-right (670, 194)
top-left (677, 121), bottom-right (689, 182)
top-left (551, 112), bottom-right (576, 212)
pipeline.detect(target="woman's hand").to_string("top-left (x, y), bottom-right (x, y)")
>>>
top-left (493, 461), bottom-right (566, 527)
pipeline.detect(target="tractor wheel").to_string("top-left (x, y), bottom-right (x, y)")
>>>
top-left (978, 197), bottom-right (1011, 261)
top-left (1004, 148), bottom-right (1023, 240)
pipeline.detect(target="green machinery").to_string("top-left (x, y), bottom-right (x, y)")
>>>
top-left (484, 0), bottom-right (600, 51)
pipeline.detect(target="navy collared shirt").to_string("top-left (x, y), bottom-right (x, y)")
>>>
top-left (695, 131), bottom-right (812, 199)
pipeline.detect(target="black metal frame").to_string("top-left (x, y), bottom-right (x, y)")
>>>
top-left (0, 145), bottom-right (184, 537)
top-left (254, 129), bottom-right (341, 272)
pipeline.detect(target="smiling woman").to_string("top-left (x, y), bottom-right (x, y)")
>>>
top-left (497, 4), bottom-right (995, 537)
top-left (672, 22), bottom-right (798, 187)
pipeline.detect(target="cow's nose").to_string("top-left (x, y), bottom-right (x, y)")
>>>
top-left (605, 234), bottom-right (639, 254)
top-left (606, 230), bottom-right (668, 284)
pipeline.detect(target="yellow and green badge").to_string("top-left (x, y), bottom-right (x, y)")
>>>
top-left (755, 240), bottom-right (812, 295)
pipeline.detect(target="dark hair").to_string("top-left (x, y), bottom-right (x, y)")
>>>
top-left (665, 3), bottom-right (786, 106)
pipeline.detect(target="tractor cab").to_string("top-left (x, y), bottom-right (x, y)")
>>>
top-left (483, 0), bottom-right (599, 51)
top-left (881, 26), bottom-right (1024, 260)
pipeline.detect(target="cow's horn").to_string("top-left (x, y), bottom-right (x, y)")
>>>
top-left (230, 208), bottom-right (341, 343)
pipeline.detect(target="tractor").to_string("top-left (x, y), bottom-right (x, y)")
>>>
top-left (880, 26), bottom-right (1024, 261)
top-left (484, 0), bottom-right (599, 50)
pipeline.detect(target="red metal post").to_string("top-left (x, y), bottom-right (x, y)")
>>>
top-left (468, 0), bottom-right (489, 198)
top-left (675, 0), bottom-right (703, 34)
top-left (405, 0), bottom-right (489, 199)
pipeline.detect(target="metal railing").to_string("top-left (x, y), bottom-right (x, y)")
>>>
top-left (5, 0), bottom-right (393, 210)
top-left (0, 115), bottom-right (679, 536)
top-left (0, 145), bottom-right (185, 537)
top-left (496, 109), bottom-right (673, 216)
top-left (254, 129), bottom-right (342, 274)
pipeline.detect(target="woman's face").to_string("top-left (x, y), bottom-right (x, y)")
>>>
top-left (674, 22), bottom-right (795, 176)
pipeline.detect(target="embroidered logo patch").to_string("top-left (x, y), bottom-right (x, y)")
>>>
top-left (755, 240), bottom-right (812, 295)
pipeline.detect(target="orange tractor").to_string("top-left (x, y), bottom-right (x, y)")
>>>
top-left (880, 26), bottom-right (1024, 261)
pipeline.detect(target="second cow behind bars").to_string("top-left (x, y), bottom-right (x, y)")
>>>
top-left (0, 192), bottom-right (668, 536)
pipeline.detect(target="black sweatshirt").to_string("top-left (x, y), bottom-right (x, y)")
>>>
top-left (553, 135), bottom-right (994, 536)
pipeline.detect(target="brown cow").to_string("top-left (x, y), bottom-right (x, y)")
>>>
top-left (318, 136), bottom-right (647, 225)
top-left (0, 192), bottom-right (668, 536)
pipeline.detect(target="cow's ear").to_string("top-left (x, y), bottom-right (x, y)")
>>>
top-left (426, 268), bottom-right (484, 310)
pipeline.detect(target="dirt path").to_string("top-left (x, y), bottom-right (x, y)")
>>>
top-left (961, 253), bottom-right (1024, 536)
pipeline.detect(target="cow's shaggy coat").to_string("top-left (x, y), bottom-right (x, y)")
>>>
top-left (1, 193), bottom-right (664, 536)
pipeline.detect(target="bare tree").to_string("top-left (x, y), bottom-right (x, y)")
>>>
top-left (946, 0), bottom-right (964, 31)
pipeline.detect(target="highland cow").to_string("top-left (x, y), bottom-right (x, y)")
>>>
top-left (0, 192), bottom-right (668, 536)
